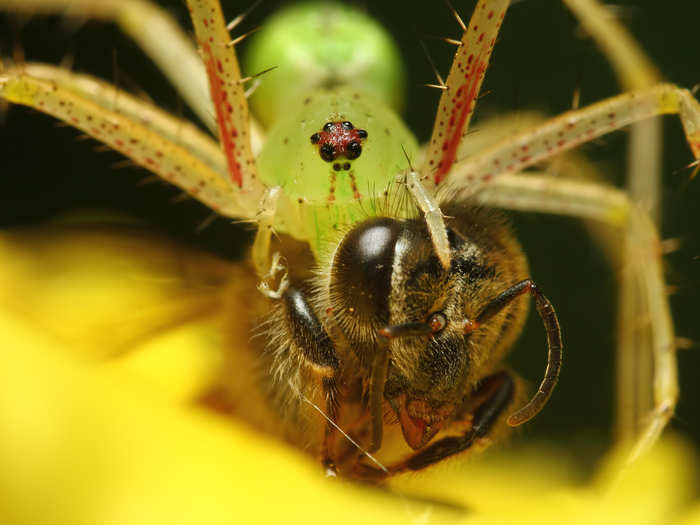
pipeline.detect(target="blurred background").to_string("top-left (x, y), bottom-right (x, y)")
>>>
top-left (1, 0), bottom-right (699, 474)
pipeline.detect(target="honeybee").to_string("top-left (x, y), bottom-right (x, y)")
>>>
top-left (241, 206), bottom-right (561, 478)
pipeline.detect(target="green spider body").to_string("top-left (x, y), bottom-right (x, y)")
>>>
top-left (248, 3), bottom-right (417, 255)
top-left (256, 87), bottom-right (417, 254)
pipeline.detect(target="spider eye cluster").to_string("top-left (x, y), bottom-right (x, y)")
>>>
top-left (310, 121), bottom-right (368, 171)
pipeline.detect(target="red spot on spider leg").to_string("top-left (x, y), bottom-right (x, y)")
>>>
top-left (201, 41), bottom-right (244, 187)
top-left (434, 59), bottom-right (486, 185)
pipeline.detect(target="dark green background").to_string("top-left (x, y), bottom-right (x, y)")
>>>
top-left (1, 1), bottom-right (699, 471)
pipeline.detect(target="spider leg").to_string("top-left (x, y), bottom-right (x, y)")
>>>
top-left (252, 186), bottom-right (280, 281)
top-left (420, 0), bottom-right (510, 188)
top-left (563, 0), bottom-right (659, 91)
top-left (0, 0), bottom-right (216, 131)
top-left (563, 0), bottom-right (665, 444)
top-left (0, 65), bottom-right (256, 218)
top-left (404, 170), bottom-right (451, 269)
top-left (446, 84), bottom-right (700, 197)
top-left (185, 0), bottom-right (265, 201)
top-left (5, 63), bottom-right (227, 176)
top-left (476, 173), bottom-right (677, 462)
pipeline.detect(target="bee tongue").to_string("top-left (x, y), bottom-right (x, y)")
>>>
top-left (397, 399), bottom-right (444, 450)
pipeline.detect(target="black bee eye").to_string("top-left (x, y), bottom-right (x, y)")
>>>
top-left (323, 122), bottom-right (334, 132)
top-left (356, 129), bottom-right (368, 139)
top-left (428, 312), bottom-right (447, 333)
top-left (310, 133), bottom-right (321, 144)
top-left (346, 141), bottom-right (362, 159)
top-left (341, 121), bottom-right (354, 130)
top-left (320, 143), bottom-right (336, 162)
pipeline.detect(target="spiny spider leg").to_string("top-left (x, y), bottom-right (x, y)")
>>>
top-left (562, 0), bottom-right (664, 445)
top-left (409, 0), bottom-right (510, 268)
top-left (0, 0), bottom-right (216, 130)
top-left (5, 63), bottom-right (228, 175)
top-left (0, 66), bottom-right (251, 217)
top-left (185, 0), bottom-right (264, 201)
top-left (563, 0), bottom-right (659, 91)
top-left (420, 0), bottom-right (510, 187)
top-left (252, 186), bottom-right (281, 280)
top-left (446, 84), bottom-right (700, 198)
top-left (404, 170), bottom-right (451, 269)
top-left (1, 0), bottom-right (272, 224)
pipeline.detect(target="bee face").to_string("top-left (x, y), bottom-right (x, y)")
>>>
top-left (327, 207), bottom-right (530, 450)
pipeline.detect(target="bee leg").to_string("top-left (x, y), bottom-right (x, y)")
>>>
top-left (282, 287), bottom-right (341, 474)
top-left (356, 372), bottom-right (514, 479)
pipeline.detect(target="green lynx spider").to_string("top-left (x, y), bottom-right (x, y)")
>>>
top-left (1, 0), bottom-right (698, 469)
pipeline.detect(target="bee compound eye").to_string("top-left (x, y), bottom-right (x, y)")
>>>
top-left (341, 121), bottom-right (354, 130)
top-left (320, 143), bottom-right (336, 162)
top-left (428, 312), bottom-right (447, 333)
top-left (329, 217), bottom-right (403, 331)
top-left (346, 141), bottom-right (362, 159)
top-left (310, 132), bottom-right (321, 144)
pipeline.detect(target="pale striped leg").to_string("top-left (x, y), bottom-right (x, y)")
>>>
top-left (0, 67), bottom-right (254, 218)
top-left (447, 84), bottom-right (700, 194)
top-left (563, 0), bottom-right (664, 443)
top-left (0, 0), bottom-right (215, 131)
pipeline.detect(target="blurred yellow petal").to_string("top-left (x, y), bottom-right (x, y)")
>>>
top-left (0, 310), bottom-right (464, 525)
top-left (0, 224), bottom-right (698, 524)
top-left (0, 224), bottom-right (235, 401)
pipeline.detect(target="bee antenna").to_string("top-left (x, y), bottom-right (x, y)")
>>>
top-left (293, 384), bottom-right (389, 474)
top-left (502, 281), bottom-right (563, 426)
top-left (467, 279), bottom-right (562, 426)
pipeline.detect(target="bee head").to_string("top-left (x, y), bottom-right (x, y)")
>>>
top-left (328, 212), bottom-right (528, 449)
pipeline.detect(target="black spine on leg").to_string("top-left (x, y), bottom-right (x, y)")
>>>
top-left (405, 372), bottom-right (514, 471)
